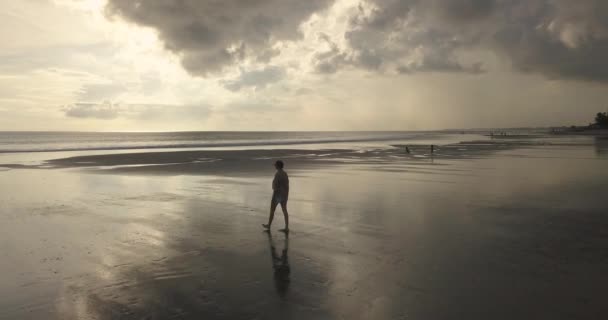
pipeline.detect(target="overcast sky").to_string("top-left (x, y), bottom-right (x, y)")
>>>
top-left (1, 0), bottom-right (607, 131)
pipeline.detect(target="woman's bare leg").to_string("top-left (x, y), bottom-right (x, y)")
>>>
top-left (263, 200), bottom-right (279, 229)
top-left (279, 201), bottom-right (289, 232)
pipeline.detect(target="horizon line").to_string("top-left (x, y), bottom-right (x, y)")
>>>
top-left (0, 127), bottom-right (555, 134)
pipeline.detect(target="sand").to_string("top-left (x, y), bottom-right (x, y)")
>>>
top-left (1, 137), bottom-right (608, 319)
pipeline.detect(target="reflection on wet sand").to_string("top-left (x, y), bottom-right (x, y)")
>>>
top-left (56, 213), bottom-right (328, 320)
top-left (594, 136), bottom-right (608, 157)
top-left (1, 137), bottom-right (608, 319)
top-left (266, 231), bottom-right (290, 298)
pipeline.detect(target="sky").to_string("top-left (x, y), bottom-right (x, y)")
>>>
top-left (1, 0), bottom-right (607, 131)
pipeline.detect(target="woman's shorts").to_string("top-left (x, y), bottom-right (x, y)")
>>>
top-left (273, 193), bottom-right (288, 204)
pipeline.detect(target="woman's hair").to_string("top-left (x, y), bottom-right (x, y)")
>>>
top-left (275, 160), bottom-right (284, 169)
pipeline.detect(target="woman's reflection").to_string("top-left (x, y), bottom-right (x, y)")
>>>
top-left (266, 231), bottom-right (290, 298)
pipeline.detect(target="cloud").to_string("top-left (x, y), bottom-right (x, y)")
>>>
top-left (325, 0), bottom-right (491, 74)
top-left (78, 83), bottom-right (125, 101)
top-left (64, 102), bottom-right (120, 119)
top-left (105, 0), bottom-right (334, 75)
top-left (397, 59), bottom-right (484, 74)
top-left (63, 102), bottom-right (212, 121)
top-left (103, 0), bottom-right (608, 82)
top-left (491, 0), bottom-right (608, 82)
top-left (314, 0), bottom-right (608, 82)
top-left (311, 2), bottom-right (487, 75)
top-left (295, 87), bottom-right (314, 95)
top-left (312, 33), bottom-right (349, 74)
top-left (223, 66), bottom-right (286, 91)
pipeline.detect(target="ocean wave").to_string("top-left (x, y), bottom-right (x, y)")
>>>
top-left (0, 134), bottom-right (438, 153)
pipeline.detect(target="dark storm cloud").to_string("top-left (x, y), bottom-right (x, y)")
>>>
top-left (322, 0), bottom-right (608, 81)
top-left (433, 0), bottom-right (497, 23)
top-left (312, 33), bottom-right (348, 74)
top-left (256, 47), bottom-right (282, 64)
top-left (105, 0), bottom-right (334, 75)
top-left (314, 0), bottom-right (490, 74)
top-left (105, 0), bottom-right (608, 82)
top-left (223, 66), bottom-right (286, 91)
top-left (341, 0), bottom-right (496, 73)
top-left (492, 0), bottom-right (608, 82)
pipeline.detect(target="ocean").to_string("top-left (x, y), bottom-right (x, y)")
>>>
top-left (0, 130), bottom-right (543, 153)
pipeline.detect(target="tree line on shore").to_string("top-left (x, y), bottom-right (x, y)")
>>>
top-left (595, 112), bottom-right (608, 128)
top-left (554, 112), bottom-right (608, 132)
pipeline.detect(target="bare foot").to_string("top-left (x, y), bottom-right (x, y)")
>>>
top-left (279, 228), bottom-right (289, 233)
top-left (262, 224), bottom-right (270, 229)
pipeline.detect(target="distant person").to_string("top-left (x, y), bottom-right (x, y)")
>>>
top-left (263, 160), bottom-right (289, 232)
top-left (430, 144), bottom-right (435, 154)
top-left (405, 146), bottom-right (410, 154)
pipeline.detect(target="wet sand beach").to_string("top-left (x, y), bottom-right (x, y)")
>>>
top-left (1, 135), bottom-right (608, 319)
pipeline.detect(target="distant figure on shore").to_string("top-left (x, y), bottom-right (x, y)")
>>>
top-left (263, 160), bottom-right (290, 232)
top-left (405, 146), bottom-right (410, 154)
top-left (430, 144), bottom-right (435, 154)
top-left (266, 231), bottom-right (290, 298)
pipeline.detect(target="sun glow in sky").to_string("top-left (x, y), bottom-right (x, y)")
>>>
top-left (1, 0), bottom-right (607, 131)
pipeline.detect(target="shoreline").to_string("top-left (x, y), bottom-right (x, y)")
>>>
top-left (0, 138), bottom-right (550, 175)
top-left (550, 128), bottom-right (608, 136)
